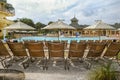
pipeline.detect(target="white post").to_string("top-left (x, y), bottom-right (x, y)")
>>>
top-left (2, 29), bottom-right (6, 41)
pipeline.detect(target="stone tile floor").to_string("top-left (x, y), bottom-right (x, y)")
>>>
top-left (0, 59), bottom-right (120, 80)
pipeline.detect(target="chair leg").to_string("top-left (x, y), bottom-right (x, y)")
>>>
top-left (44, 58), bottom-right (48, 70)
top-left (84, 60), bottom-right (92, 69)
top-left (1, 61), bottom-right (6, 68)
top-left (19, 57), bottom-right (30, 69)
top-left (30, 57), bottom-right (36, 63)
top-left (64, 59), bottom-right (69, 70)
top-left (0, 59), bottom-right (13, 69)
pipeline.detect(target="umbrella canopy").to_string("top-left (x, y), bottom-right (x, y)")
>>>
top-left (84, 20), bottom-right (115, 30)
top-left (42, 20), bottom-right (75, 30)
top-left (4, 21), bottom-right (35, 30)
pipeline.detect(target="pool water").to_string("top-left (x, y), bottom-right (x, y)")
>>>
top-left (19, 36), bottom-right (114, 43)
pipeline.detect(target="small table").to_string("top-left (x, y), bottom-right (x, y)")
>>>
top-left (0, 69), bottom-right (25, 80)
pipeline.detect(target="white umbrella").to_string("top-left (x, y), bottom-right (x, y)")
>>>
top-left (42, 20), bottom-right (75, 40)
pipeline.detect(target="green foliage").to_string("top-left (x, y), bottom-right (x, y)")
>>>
top-left (35, 22), bottom-right (46, 33)
top-left (89, 61), bottom-right (119, 80)
top-left (20, 18), bottom-right (35, 27)
top-left (112, 23), bottom-right (120, 29)
top-left (117, 52), bottom-right (120, 59)
top-left (48, 21), bottom-right (54, 25)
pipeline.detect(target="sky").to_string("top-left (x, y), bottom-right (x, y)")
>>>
top-left (7, 0), bottom-right (120, 25)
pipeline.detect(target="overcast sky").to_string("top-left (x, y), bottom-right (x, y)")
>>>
top-left (7, 0), bottom-right (120, 25)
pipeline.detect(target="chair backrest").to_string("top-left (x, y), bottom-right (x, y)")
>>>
top-left (87, 40), bottom-right (94, 49)
top-left (0, 40), bottom-right (10, 56)
top-left (106, 40), bottom-right (113, 46)
top-left (52, 40), bottom-right (61, 43)
top-left (69, 42), bottom-right (86, 58)
top-left (95, 40), bottom-right (100, 43)
top-left (104, 42), bottom-right (120, 57)
top-left (87, 42), bottom-right (106, 58)
top-left (70, 40), bottom-right (77, 43)
top-left (79, 40), bottom-right (86, 43)
top-left (7, 42), bottom-right (27, 56)
top-left (48, 42), bottom-right (64, 58)
top-left (27, 42), bottom-right (45, 57)
top-left (23, 40), bottom-right (35, 48)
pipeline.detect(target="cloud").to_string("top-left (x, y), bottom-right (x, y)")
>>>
top-left (7, 0), bottom-right (120, 24)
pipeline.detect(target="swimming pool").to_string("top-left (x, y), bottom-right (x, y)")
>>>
top-left (19, 36), bottom-right (115, 43)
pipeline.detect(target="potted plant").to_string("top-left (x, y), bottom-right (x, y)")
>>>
top-left (89, 61), bottom-right (120, 80)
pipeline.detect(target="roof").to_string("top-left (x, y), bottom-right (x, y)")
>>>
top-left (71, 16), bottom-right (78, 22)
top-left (4, 21), bottom-right (35, 30)
top-left (84, 20), bottom-right (115, 30)
top-left (42, 20), bottom-right (75, 30)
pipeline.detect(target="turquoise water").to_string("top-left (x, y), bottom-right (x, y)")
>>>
top-left (19, 36), bottom-right (114, 43)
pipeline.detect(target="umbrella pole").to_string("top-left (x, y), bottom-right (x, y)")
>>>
top-left (58, 30), bottom-right (60, 40)
top-left (98, 30), bottom-right (101, 40)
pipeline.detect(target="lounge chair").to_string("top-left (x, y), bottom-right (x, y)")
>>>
top-left (27, 42), bottom-right (47, 70)
top-left (103, 42), bottom-right (120, 63)
top-left (87, 42), bottom-right (106, 58)
top-left (47, 42), bottom-right (68, 70)
top-left (85, 42), bottom-right (106, 69)
top-left (7, 42), bottom-right (29, 69)
top-left (68, 42), bottom-right (87, 69)
top-left (0, 40), bottom-right (12, 68)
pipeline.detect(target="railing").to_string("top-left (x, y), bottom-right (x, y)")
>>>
top-left (0, 3), bottom-right (15, 15)
top-left (0, 8), bottom-right (15, 15)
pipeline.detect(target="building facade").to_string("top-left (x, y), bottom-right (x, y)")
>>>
top-left (0, 0), bottom-right (15, 37)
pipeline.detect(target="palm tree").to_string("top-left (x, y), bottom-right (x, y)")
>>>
top-left (89, 61), bottom-right (120, 80)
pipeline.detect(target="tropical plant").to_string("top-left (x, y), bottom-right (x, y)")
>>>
top-left (89, 61), bottom-right (120, 80)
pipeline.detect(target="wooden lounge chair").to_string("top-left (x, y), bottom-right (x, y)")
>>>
top-left (68, 42), bottom-right (87, 69)
top-left (103, 42), bottom-right (120, 63)
top-left (87, 42), bottom-right (106, 58)
top-left (7, 42), bottom-right (29, 69)
top-left (27, 42), bottom-right (47, 70)
top-left (47, 42), bottom-right (68, 70)
top-left (0, 40), bottom-right (12, 68)
top-left (85, 42), bottom-right (106, 69)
